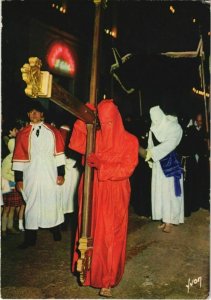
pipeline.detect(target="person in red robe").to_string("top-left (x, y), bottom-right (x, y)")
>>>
top-left (69, 99), bottom-right (139, 297)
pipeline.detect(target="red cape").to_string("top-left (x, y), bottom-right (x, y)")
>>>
top-left (13, 123), bottom-right (64, 162)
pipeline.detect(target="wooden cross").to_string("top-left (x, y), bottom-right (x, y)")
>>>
top-left (20, 0), bottom-right (105, 284)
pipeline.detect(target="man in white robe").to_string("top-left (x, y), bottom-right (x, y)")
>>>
top-left (12, 102), bottom-right (65, 248)
top-left (140, 106), bottom-right (184, 233)
top-left (59, 125), bottom-right (81, 230)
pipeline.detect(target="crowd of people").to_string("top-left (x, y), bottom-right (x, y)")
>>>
top-left (1, 99), bottom-right (210, 297)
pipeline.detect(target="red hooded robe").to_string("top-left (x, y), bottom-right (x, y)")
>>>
top-left (69, 99), bottom-right (139, 288)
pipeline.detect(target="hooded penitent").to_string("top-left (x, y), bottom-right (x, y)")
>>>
top-left (148, 105), bottom-right (184, 225)
top-left (69, 99), bottom-right (139, 288)
top-left (149, 105), bottom-right (183, 197)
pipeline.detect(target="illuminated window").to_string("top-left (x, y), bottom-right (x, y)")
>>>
top-left (46, 41), bottom-right (76, 77)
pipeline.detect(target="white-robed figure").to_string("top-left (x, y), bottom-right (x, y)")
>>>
top-left (12, 102), bottom-right (65, 248)
top-left (145, 106), bottom-right (184, 233)
top-left (59, 125), bottom-right (80, 216)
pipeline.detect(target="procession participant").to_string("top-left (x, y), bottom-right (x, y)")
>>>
top-left (187, 113), bottom-right (210, 211)
top-left (69, 99), bottom-right (139, 297)
top-left (143, 105), bottom-right (184, 233)
top-left (12, 102), bottom-right (65, 249)
top-left (59, 125), bottom-right (81, 231)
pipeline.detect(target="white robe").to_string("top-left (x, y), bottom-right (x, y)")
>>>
top-left (148, 116), bottom-right (184, 225)
top-left (60, 157), bottom-right (80, 214)
top-left (12, 123), bottom-right (65, 229)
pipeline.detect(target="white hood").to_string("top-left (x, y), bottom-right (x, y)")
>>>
top-left (150, 106), bottom-right (180, 142)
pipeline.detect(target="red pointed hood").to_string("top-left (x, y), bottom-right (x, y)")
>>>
top-left (96, 99), bottom-right (125, 154)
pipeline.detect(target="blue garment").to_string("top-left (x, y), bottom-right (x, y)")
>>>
top-left (9, 181), bottom-right (16, 188)
top-left (159, 151), bottom-right (183, 197)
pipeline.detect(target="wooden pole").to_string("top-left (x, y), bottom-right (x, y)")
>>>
top-left (81, 0), bottom-right (102, 237)
top-left (199, 34), bottom-right (210, 150)
top-left (77, 0), bottom-right (103, 284)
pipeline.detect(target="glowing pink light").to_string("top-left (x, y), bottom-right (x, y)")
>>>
top-left (47, 42), bottom-right (76, 76)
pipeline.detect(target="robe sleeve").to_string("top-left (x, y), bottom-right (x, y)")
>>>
top-left (97, 136), bottom-right (139, 181)
top-left (55, 153), bottom-right (66, 167)
top-left (12, 161), bottom-right (25, 172)
top-left (68, 119), bottom-right (87, 155)
top-left (150, 125), bottom-right (183, 162)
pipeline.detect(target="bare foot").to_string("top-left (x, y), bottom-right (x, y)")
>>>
top-left (158, 223), bottom-right (166, 229)
top-left (99, 288), bottom-right (112, 297)
top-left (162, 223), bottom-right (172, 233)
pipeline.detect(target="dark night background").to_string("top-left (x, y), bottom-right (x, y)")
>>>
top-left (1, 0), bottom-right (210, 128)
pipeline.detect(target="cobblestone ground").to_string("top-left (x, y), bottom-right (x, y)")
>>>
top-left (1, 206), bottom-right (210, 299)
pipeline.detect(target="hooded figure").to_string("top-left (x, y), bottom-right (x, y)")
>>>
top-left (146, 105), bottom-right (184, 233)
top-left (69, 99), bottom-right (138, 297)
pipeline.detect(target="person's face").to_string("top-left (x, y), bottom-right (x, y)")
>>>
top-left (9, 128), bottom-right (18, 137)
top-left (196, 114), bottom-right (203, 128)
top-left (28, 109), bottom-right (43, 124)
